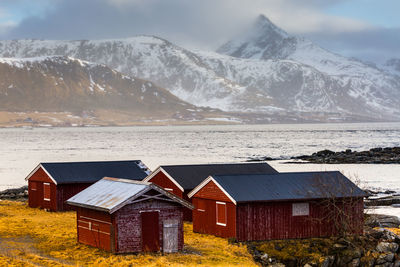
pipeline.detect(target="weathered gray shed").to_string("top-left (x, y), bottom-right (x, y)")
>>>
top-left (66, 177), bottom-right (193, 253)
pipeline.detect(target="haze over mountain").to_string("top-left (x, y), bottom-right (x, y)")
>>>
top-left (0, 15), bottom-right (399, 123)
top-left (0, 56), bottom-right (224, 126)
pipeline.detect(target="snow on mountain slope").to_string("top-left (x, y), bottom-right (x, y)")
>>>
top-left (0, 21), bottom-right (399, 120)
top-left (0, 55), bottom-right (205, 117)
top-left (383, 58), bottom-right (400, 76)
top-left (0, 37), bottom-right (244, 110)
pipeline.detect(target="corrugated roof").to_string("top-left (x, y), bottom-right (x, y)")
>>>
top-left (211, 171), bottom-right (367, 203)
top-left (67, 177), bottom-right (148, 212)
top-left (40, 160), bottom-right (150, 184)
top-left (160, 163), bottom-right (278, 190)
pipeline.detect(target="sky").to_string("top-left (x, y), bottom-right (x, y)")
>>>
top-left (0, 0), bottom-right (399, 64)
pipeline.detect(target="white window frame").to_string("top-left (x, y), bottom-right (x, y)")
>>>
top-left (216, 201), bottom-right (227, 226)
top-left (292, 202), bottom-right (310, 216)
top-left (43, 183), bottom-right (51, 201)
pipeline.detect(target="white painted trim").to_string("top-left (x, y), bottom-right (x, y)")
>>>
top-left (216, 201), bottom-right (227, 227)
top-left (187, 176), bottom-right (237, 205)
top-left (43, 183), bottom-right (50, 185)
top-left (44, 198), bottom-right (50, 201)
top-left (139, 210), bottom-right (160, 213)
top-left (25, 164), bottom-right (58, 185)
top-left (79, 216), bottom-right (112, 225)
top-left (143, 167), bottom-right (184, 192)
top-left (78, 225), bottom-right (110, 235)
top-left (197, 209), bottom-right (205, 212)
top-left (164, 188), bottom-right (173, 191)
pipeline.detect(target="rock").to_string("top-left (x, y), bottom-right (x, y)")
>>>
top-left (376, 253), bottom-right (395, 265)
top-left (321, 256), bottom-right (335, 267)
top-left (365, 215), bottom-right (400, 228)
top-left (376, 242), bottom-right (399, 253)
top-left (349, 258), bottom-right (360, 267)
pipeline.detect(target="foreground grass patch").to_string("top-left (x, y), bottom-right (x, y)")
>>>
top-left (0, 200), bottom-right (256, 266)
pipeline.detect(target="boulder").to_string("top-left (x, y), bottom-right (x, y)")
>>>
top-left (376, 242), bottom-right (399, 253)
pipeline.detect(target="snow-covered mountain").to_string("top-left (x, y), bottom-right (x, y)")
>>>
top-left (0, 55), bottom-right (223, 125)
top-left (383, 58), bottom-right (400, 76)
top-left (0, 15), bottom-right (399, 121)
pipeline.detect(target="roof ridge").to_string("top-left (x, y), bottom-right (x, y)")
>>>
top-left (103, 177), bottom-right (150, 185)
top-left (41, 160), bottom-right (141, 164)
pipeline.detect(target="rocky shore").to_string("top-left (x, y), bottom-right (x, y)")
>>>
top-left (291, 147), bottom-right (400, 164)
top-left (248, 214), bottom-right (400, 267)
top-left (0, 186), bottom-right (28, 200)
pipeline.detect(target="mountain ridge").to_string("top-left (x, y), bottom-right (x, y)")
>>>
top-left (0, 16), bottom-right (399, 122)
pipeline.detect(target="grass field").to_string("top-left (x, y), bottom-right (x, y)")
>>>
top-left (0, 200), bottom-right (256, 266)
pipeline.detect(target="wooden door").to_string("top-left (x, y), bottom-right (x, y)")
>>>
top-left (141, 211), bottom-right (160, 252)
top-left (163, 220), bottom-right (178, 253)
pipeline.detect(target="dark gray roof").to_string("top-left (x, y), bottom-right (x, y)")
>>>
top-left (161, 163), bottom-right (278, 190)
top-left (212, 171), bottom-right (367, 203)
top-left (40, 160), bottom-right (150, 184)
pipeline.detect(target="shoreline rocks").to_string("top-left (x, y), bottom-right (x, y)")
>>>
top-left (249, 214), bottom-right (400, 267)
top-left (0, 186), bottom-right (28, 200)
top-left (291, 147), bottom-right (400, 164)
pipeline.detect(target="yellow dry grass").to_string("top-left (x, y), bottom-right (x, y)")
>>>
top-left (0, 200), bottom-right (256, 266)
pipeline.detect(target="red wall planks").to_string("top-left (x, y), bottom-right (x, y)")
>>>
top-left (57, 184), bottom-right (91, 211)
top-left (193, 180), bottom-right (232, 202)
top-left (147, 171), bottom-right (183, 198)
top-left (28, 167), bottom-right (57, 210)
top-left (236, 198), bottom-right (364, 241)
top-left (76, 207), bottom-right (113, 252)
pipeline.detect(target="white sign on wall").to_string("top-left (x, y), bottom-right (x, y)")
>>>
top-left (292, 202), bottom-right (309, 216)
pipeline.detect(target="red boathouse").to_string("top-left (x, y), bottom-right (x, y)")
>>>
top-left (26, 160), bottom-right (150, 211)
top-left (143, 163), bottom-right (278, 221)
top-left (66, 177), bottom-right (193, 253)
top-left (188, 171), bottom-right (367, 241)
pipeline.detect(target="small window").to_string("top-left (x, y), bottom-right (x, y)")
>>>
top-left (292, 203), bottom-right (309, 216)
top-left (43, 183), bottom-right (51, 201)
top-left (31, 182), bottom-right (37, 191)
top-left (164, 188), bottom-right (173, 192)
top-left (216, 202), bottom-right (227, 226)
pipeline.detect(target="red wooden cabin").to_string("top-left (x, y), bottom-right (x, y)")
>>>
top-left (188, 171), bottom-right (367, 241)
top-left (143, 163), bottom-right (278, 221)
top-left (66, 177), bottom-right (193, 253)
top-left (25, 160), bottom-right (150, 211)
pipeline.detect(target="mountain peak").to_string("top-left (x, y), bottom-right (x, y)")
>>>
top-left (216, 14), bottom-right (293, 60)
top-left (253, 14), bottom-right (289, 38)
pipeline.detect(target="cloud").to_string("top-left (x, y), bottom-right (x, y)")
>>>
top-left (0, 0), bottom-right (398, 63)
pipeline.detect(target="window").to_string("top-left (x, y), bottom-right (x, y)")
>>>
top-left (43, 183), bottom-right (51, 201)
top-left (216, 202), bottom-right (227, 226)
top-left (164, 188), bottom-right (173, 192)
top-left (292, 203), bottom-right (309, 216)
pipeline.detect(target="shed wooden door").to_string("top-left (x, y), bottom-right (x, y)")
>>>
top-left (141, 211), bottom-right (160, 252)
top-left (163, 220), bottom-right (178, 253)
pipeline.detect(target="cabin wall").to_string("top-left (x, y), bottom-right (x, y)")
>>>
top-left (147, 171), bottom-right (195, 221)
top-left (76, 207), bottom-right (113, 252)
top-left (191, 180), bottom-right (236, 238)
top-left (115, 200), bottom-right (184, 253)
top-left (28, 167), bottom-right (57, 211)
top-left (236, 198), bottom-right (364, 241)
top-left (147, 171), bottom-right (183, 198)
top-left (192, 197), bottom-right (236, 238)
top-left (57, 184), bottom-right (92, 211)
